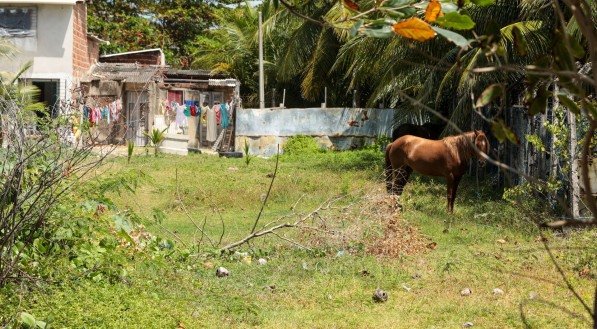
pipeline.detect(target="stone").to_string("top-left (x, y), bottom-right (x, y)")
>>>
top-left (493, 288), bottom-right (504, 295)
top-left (257, 258), bottom-right (267, 265)
top-left (463, 322), bottom-right (474, 328)
top-left (460, 288), bottom-right (472, 296)
top-left (216, 267), bottom-right (229, 278)
top-left (372, 288), bottom-right (388, 303)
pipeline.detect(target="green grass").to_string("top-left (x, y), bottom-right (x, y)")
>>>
top-left (1, 150), bottom-right (595, 328)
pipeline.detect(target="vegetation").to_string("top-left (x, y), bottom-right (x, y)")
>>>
top-left (144, 128), bottom-right (167, 157)
top-left (0, 152), bottom-right (594, 327)
top-left (87, 0), bottom-right (242, 67)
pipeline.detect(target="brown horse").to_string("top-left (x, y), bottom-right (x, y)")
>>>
top-left (385, 130), bottom-right (489, 213)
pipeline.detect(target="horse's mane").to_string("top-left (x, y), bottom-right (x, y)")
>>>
top-left (442, 131), bottom-right (476, 162)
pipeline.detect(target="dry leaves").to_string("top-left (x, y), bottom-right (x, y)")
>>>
top-left (425, 0), bottom-right (443, 23)
top-left (393, 17), bottom-right (437, 42)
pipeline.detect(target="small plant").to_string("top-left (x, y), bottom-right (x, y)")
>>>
top-left (243, 139), bottom-right (252, 166)
top-left (283, 135), bottom-right (323, 155)
top-left (127, 140), bottom-right (134, 163)
top-left (143, 128), bottom-right (167, 157)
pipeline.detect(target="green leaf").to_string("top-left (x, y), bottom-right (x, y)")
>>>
top-left (557, 94), bottom-right (580, 114)
top-left (118, 229), bottom-right (136, 246)
top-left (35, 320), bottom-right (47, 329)
top-left (363, 26), bottom-right (394, 38)
top-left (20, 312), bottom-right (36, 328)
top-left (350, 20), bottom-right (363, 37)
top-left (512, 25), bottom-right (528, 56)
top-left (475, 84), bottom-right (504, 108)
top-left (441, 3), bottom-right (459, 13)
top-left (435, 12), bottom-right (475, 30)
top-left (471, 0), bottom-right (495, 6)
top-left (529, 84), bottom-right (548, 115)
top-left (491, 119), bottom-right (519, 144)
top-left (383, 0), bottom-right (414, 7)
top-left (432, 26), bottom-right (471, 48)
top-left (567, 34), bottom-right (585, 58)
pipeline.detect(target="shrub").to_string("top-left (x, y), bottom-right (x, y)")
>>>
top-left (283, 136), bottom-right (324, 156)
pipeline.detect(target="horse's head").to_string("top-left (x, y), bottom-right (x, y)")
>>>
top-left (473, 130), bottom-right (489, 167)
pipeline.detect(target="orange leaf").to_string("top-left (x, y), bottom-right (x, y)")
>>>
top-left (392, 18), bottom-right (437, 42)
top-left (425, 0), bottom-right (442, 23)
top-left (343, 0), bottom-right (360, 11)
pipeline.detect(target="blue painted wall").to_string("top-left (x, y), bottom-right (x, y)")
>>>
top-left (235, 108), bottom-right (396, 156)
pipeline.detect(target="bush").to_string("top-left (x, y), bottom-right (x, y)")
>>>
top-left (283, 136), bottom-right (324, 156)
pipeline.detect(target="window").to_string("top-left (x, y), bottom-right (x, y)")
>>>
top-left (0, 7), bottom-right (36, 37)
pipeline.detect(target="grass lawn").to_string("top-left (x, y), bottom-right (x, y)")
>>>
top-left (1, 150), bottom-right (595, 328)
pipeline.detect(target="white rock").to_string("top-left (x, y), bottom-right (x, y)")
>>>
top-left (257, 258), bottom-right (267, 265)
top-left (463, 322), bottom-right (474, 328)
top-left (493, 288), bottom-right (504, 295)
top-left (402, 284), bottom-right (412, 292)
top-left (460, 288), bottom-right (472, 296)
top-left (216, 267), bottom-right (229, 277)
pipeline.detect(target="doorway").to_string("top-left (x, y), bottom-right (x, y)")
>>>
top-left (126, 91), bottom-right (149, 146)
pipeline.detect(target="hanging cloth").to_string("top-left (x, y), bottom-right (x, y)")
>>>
top-left (206, 105), bottom-right (217, 142)
top-left (193, 101), bottom-right (201, 117)
top-left (101, 106), bottom-right (110, 124)
top-left (213, 104), bottom-right (221, 126)
top-left (201, 105), bottom-right (210, 124)
top-left (83, 106), bottom-right (90, 121)
top-left (220, 102), bottom-right (230, 129)
top-left (176, 104), bottom-right (188, 128)
top-left (92, 107), bottom-right (101, 125)
top-left (184, 100), bottom-right (193, 117)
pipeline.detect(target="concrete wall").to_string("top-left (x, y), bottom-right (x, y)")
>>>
top-left (235, 107), bottom-right (395, 157)
top-left (0, 4), bottom-right (75, 99)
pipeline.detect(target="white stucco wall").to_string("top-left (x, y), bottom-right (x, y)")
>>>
top-left (0, 4), bottom-right (74, 98)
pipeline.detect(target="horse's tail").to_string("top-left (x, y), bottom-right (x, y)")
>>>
top-left (384, 143), bottom-right (393, 194)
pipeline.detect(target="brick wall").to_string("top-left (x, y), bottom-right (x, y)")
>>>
top-left (73, 1), bottom-right (91, 78)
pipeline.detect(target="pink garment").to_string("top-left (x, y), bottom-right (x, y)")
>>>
top-left (91, 107), bottom-right (101, 124)
top-left (213, 104), bottom-right (221, 125)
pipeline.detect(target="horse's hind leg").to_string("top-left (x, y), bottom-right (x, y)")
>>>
top-left (392, 165), bottom-right (412, 196)
top-left (385, 145), bottom-right (394, 193)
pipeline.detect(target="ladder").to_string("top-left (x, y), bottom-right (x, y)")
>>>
top-left (212, 125), bottom-right (234, 152)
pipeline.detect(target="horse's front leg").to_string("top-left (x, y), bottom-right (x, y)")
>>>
top-left (444, 176), bottom-right (454, 233)
top-left (449, 176), bottom-right (462, 213)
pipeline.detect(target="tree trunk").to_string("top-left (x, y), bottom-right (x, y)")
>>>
top-left (568, 110), bottom-right (580, 219)
top-left (549, 83), bottom-right (560, 208)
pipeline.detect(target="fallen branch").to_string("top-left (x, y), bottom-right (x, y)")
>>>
top-left (220, 196), bottom-right (341, 253)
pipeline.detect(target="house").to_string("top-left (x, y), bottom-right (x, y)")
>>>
top-left (0, 0), bottom-right (99, 111)
top-left (80, 49), bottom-right (240, 153)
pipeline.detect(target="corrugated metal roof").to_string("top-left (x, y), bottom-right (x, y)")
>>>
top-left (166, 69), bottom-right (214, 77)
top-left (83, 63), bottom-right (164, 83)
top-left (208, 79), bottom-right (238, 87)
